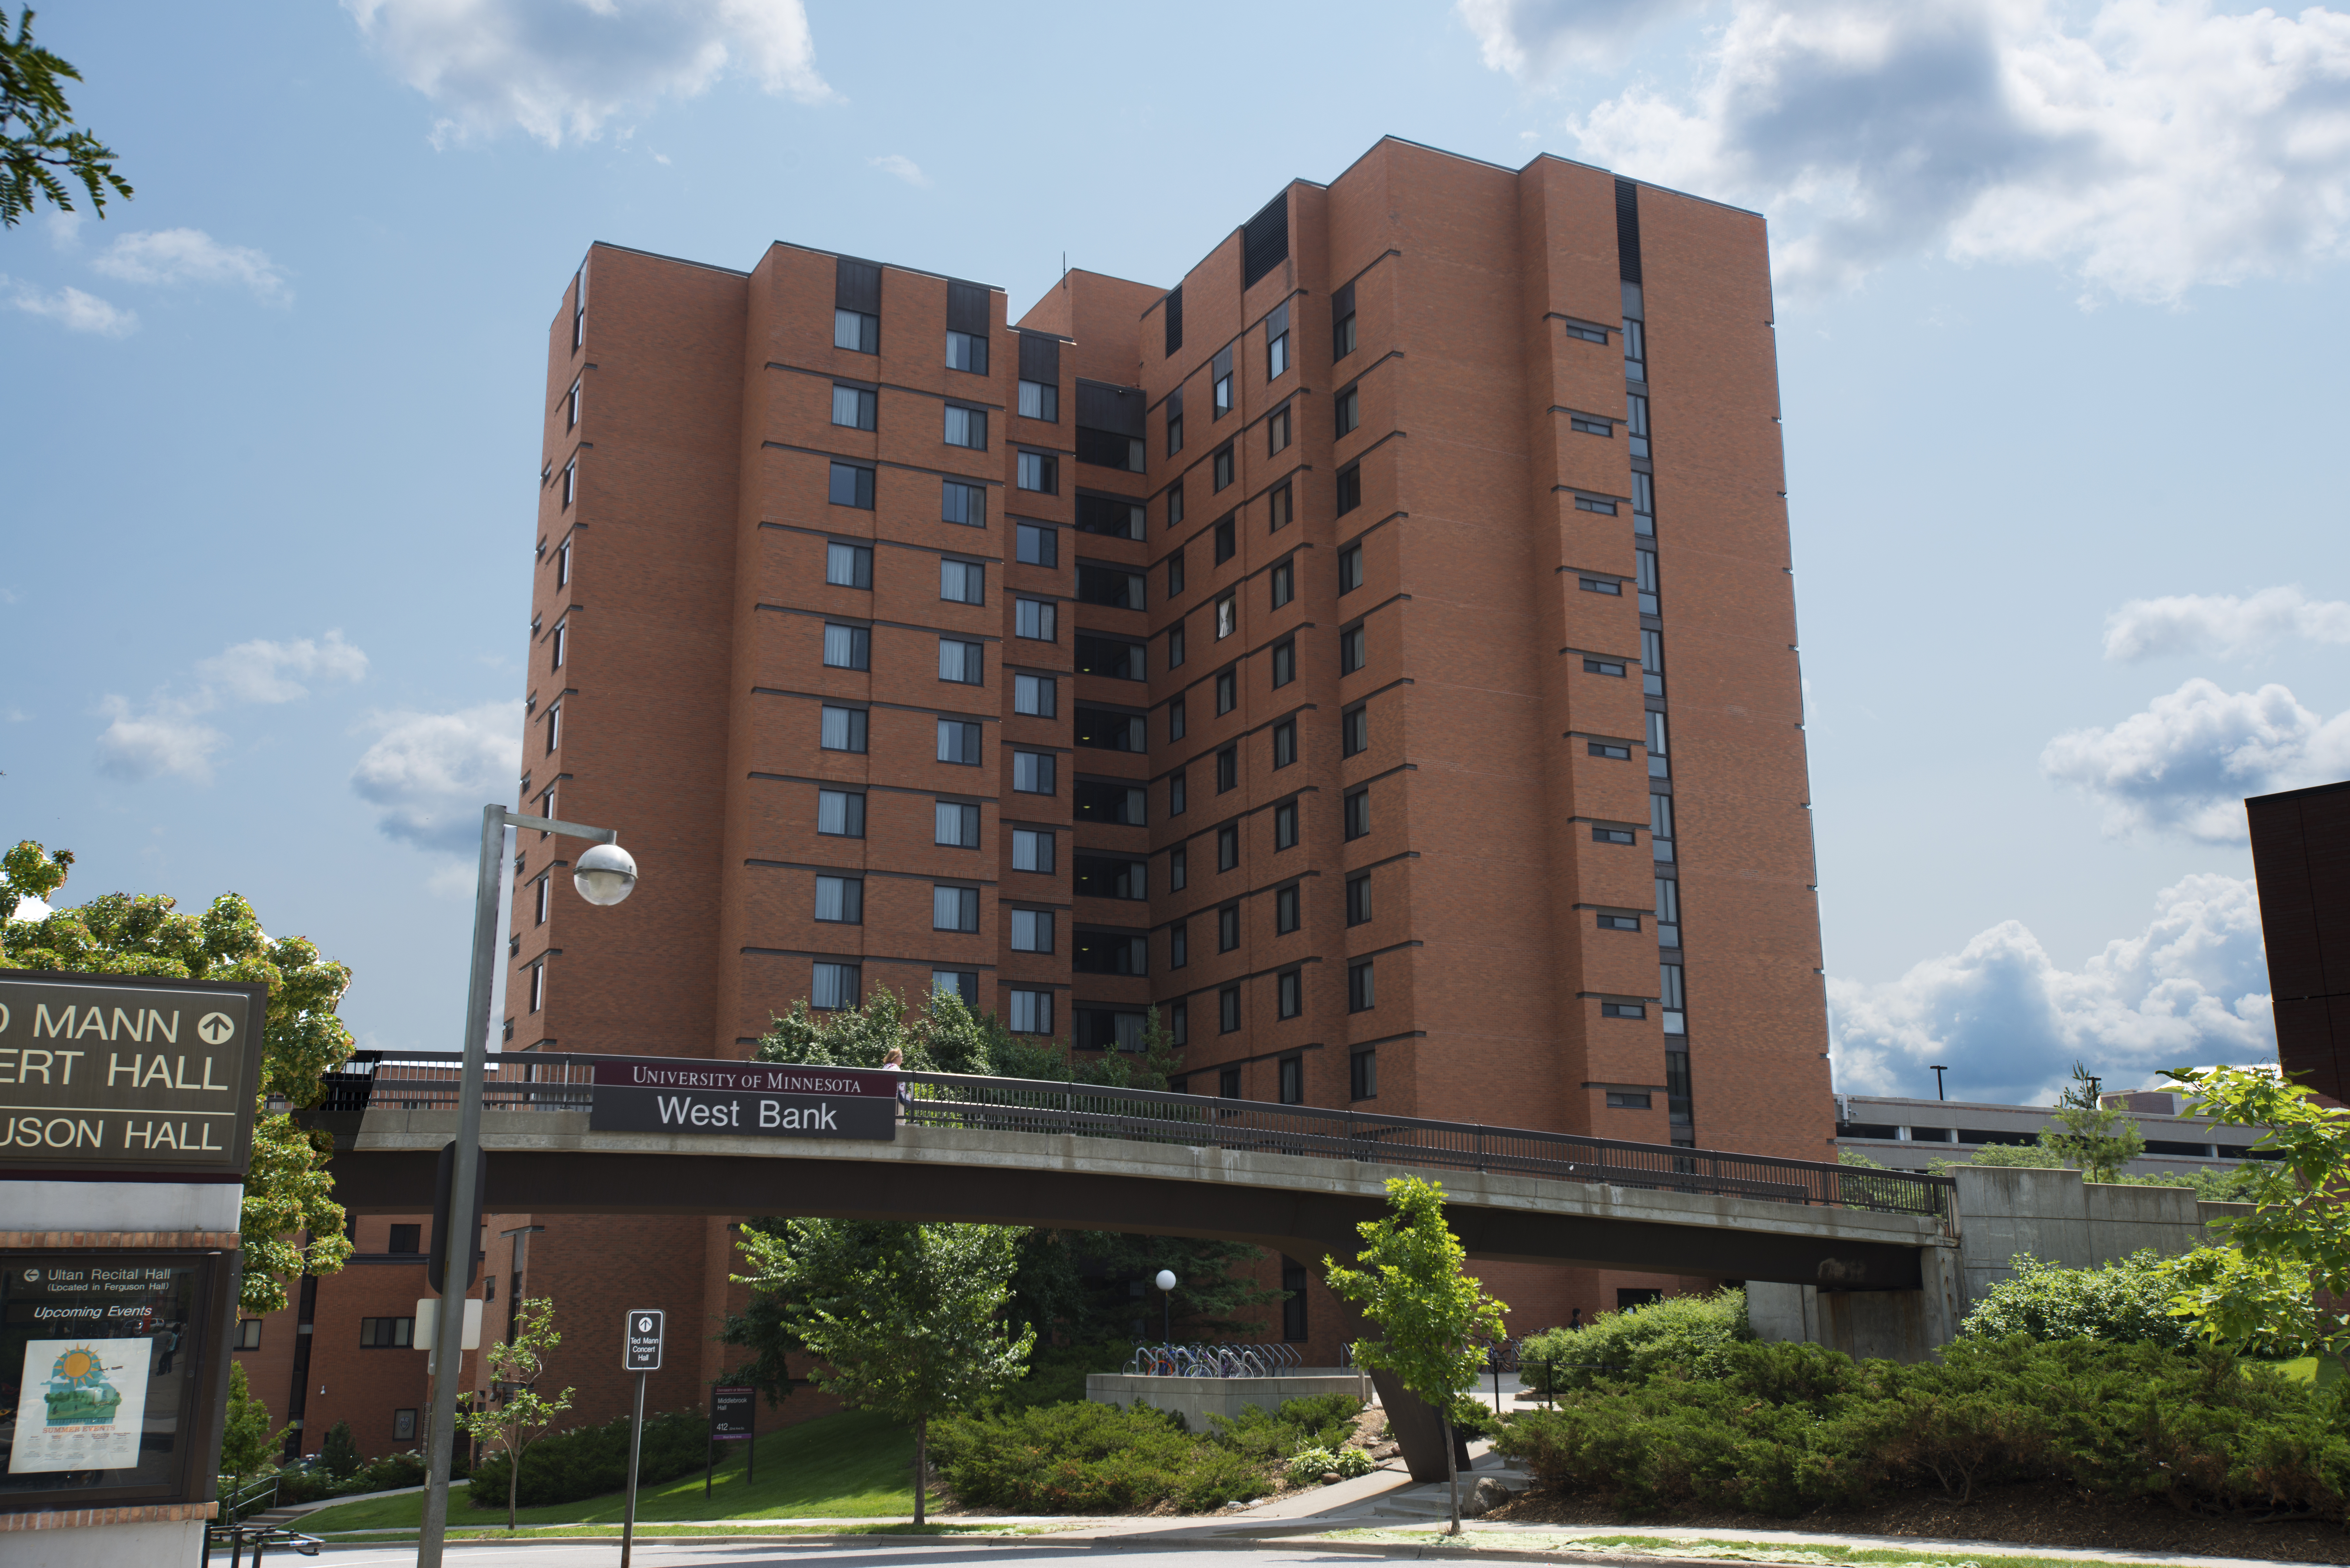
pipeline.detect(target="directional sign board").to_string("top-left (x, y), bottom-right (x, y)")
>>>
top-left (711, 1386), bottom-right (756, 1441)
top-left (586, 1057), bottom-right (897, 1142)
top-left (624, 1308), bottom-right (664, 1371)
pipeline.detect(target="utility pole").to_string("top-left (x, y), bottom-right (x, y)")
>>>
top-left (1929, 1065), bottom-right (1948, 1102)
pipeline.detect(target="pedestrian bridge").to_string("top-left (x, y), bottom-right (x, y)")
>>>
top-left (312, 1053), bottom-right (1954, 1290)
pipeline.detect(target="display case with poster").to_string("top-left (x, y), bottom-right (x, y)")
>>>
top-left (0, 1250), bottom-right (232, 1513)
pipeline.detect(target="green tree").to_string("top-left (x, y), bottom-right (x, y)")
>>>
top-left (2163, 1064), bottom-right (2350, 1370)
top-left (736, 1219), bottom-right (1034, 1526)
top-left (458, 1296), bottom-right (576, 1530)
top-left (217, 1361), bottom-right (283, 1485)
top-left (1, 8), bottom-right (130, 226)
top-left (1323, 1174), bottom-right (1508, 1534)
top-left (2, 840), bottom-right (356, 1313)
top-left (316, 1419), bottom-right (360, 1479)
top-left (2039, 1061), bottom-right (2146, 1181)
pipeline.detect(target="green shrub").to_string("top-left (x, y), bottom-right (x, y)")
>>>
top-left (931, 1399), bottom-right (1268, 1513)
top-left (1282, 1444), bottom-right (1372, 1486)
top-left (315, 1421), bottom-right (360, 1479)
top-left (1957, 1251), bottom-right (2202, 1350)
top-left (1205, 1393), bottom-right (1361, 1463)
top-left (468, 1409), bottom-right (707, 1510)
top-left (1495, 1333), bottom-right (2350, 1521)
top-left (341, 1450), bottom-right (427, 1494)
top-left (1520, 1288), bottom-right (1750, 1395)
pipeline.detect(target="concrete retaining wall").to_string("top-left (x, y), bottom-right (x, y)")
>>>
top-left (1088, 1371), bottom-right (1371, 1426)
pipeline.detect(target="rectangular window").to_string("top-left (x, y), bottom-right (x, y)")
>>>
top-left (1012, 751), bottom-right (1056, 794)
top-left (1272, 720), bottom-right (1295, 769)
top-left (1010, 909), bottom-right (1054, 953)
top-left (1332, 280), bottom-right (1357, 359)
top-left (530, 960), bottom-right (545, 1012)
top-left (1170, 919), bottom-right (1189, 968)
top-left (1606, 1090), bottom-right (1652, 1109)
top-left (812, 961), bottom-right (860, 1010)
top-left (1651, 792), bottom-right (1675, 861)
top-left (1348, 960), bottom-right (1375, 1013)
top-left (936, 719), bottom-right (981, 765)
top-left (1598, 913), bottom-right (1641, 931)
top-left (1009, 988), bottom-right (1054, 1034)
top-left (933, 969), bottom-right (979, 1006)
top-left (1627, 393), bottom-right (1650, 458)
top-left (1277, 970), bottom-right (1301, 1019)
top-left (1075, 855), bottom-right (1147, 900)
top-left (829, 462), bottom-right (876, 509)
top-left (1349, 1046), bottom-right (1376, 1101)
top-left (946, 327), bottom-right (988, 375)
top-left (1647, 710), bottom-right (1669, 776)
top-left (1274, 799), bottom-right (1298, 848)
top-left (1167, 550), bottom-right (1186, 597)
top-left (1074, 708), bottom-right (1146, 751)
top-left (815, 875), bottom-right (863, 924)
top-left (933, 885), bottom-right (980, 932)
top-left (534, 874), bottom-right (549, 925)
top-left (1585, 657), bottom-right (1627, 677)
top-left (1339, 623), bottom-right (1365, 674)
top-left (1013, 672), bottom-right (1056, 716)
top-left (1217, 823), bottom-right (1239, 871)
top-left (944, 405), bottom-right (988, 450)
top-left (1275, 885), bottom-right (1299, 935)
top-left (233, 1319), bottom-right (264, 1351)
top-left (1588, 740), bottom-right (1632, 760)
top-left (1015, 523), bottom-right (1058, 567)
top-left (942, 480), bottom-right (986, 527)
top-left (545, 702), bottom-right (560, 753)
top-left (556, 538), bottom-right (570, 586)
top-left (1641, 629), bottom-right (1665, 693)
top-left (389, 1223), bottom-right (421, 1254)
top-left (1016, 451), bottom-right (1057, 493)
top-left (831, 384), bottom-right (877, 430)
top-left (1267, 404), bottom-right (1291, 455)
top-left (1215, 594), bottom-right (1236, 639)
top-left (1166, 480), bottom-right (1185, 530)
top-left (1212, 519), bottom-right (1235, 567)
top-left (1580, 577), bottom-right (1622, 595)
top-left (1167, 624), bottom-right (1186, 668)
top-left (1216, 745), bottom-right (1237, 793)
top-left (1338, 544), bottom-right (1363, 594)
top-left (1344, 788), bottom-right (1369, 840)
top-left (940, 559), bottom-right (985, 605)
top-left (562, 458), bottom-right (575, 506)
top-left (1269, 562), bottom-right (1294, 611)
top-left (550, 622), bottom-right (566, 676)
top-left (1217, 904), bottom-right (1240, 952)
top-left (826, 541), bottom-right (873, 588)
top-left (1212, 444), bottom-right (1234, 492)
top-left (1073, 933), bottom-right (1148, 977)
top-left (817, 789), bottom-right (865, 837)
top-left (1636, 547), bottom-right (1660, 614)
top-left (1593, 825), bottom-right (1636, 845)
top-left (834, 308), bottom-right (878, 354)
top-left (1166, 389), bottom-right (1184, 455)
top-left (1266, 301), bottom-right (1290, 380)
top-left (1076, 563), bottom-right (1146, 609)
top-left (1336, 464), bottom-right (1361, 515)
top-left (1560, 319), bottom-right (1608, 344)
top-left (1169, 771), bottom-right (1186, 816)
top-left (1571, 413), bottom-right (1613, 437)
top-left (935, 801), bottom-right (981, 848)
top-left (1011, 827), bottom-right (1054, 873)
top-left (1015, 597), bottom-right (1056, 640)
top-left (566, 377), bottom-right (580, 429)
top-left (1634, 471), bottom-right (1656, 535)
top-left (1168, 697), bottom-right (1187, 742)
top-left (1623, 317), bottom-right (1646, 379)
top-left (1601, 1000), bottom-right (1646, 1019)
top-left (1268, 481), bottom-right (1292, 531)
top-left (1074, 635), bottom-right (1146, 680)
top-left (1575, 496), bottom-right (1619, 516)
top-left (938, 639), bottom-right (984, 684)
top-left (1346, 872), bottom-right (1371, 926)
top-left (1018, 378), bottom-right (1057, 421)
top-left (821, 705), bottom-right (868, 752)
top-left (1212, 344), bottom-right (1234, 417)
top-left (1336, 385), bottom-right (1360, 436)
top-left (1341, 705), bottom-right (1368, 757)
top-left (360, 1317), bottom-right (416, 1349)
top-left (1655, 876), bottom-right (1681, 948)
top-left (1215, 670), bottom-right (1235, 715)
top-left (1219, 1064), bottom-right (1241, 1096)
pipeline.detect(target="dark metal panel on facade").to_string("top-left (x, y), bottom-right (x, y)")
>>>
top-left (2249, 778), bottom-right (2350, 1099)
top-left (1018, 331), bottom-right (1060, 384)
top-left (946, 280), bottom-right (990, 336)
top-left (835, 257), bottom-right (882, 312)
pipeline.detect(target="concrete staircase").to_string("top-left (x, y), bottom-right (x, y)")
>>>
top-left (1365, 1451), bottom-right (1534, 1522)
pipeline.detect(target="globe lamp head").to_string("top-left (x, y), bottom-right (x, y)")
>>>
top-left (572, 842), bottom-right (639, 906)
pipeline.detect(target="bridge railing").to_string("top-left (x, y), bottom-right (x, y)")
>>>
top-left (312, 1054), bottom-right (1951, 1222)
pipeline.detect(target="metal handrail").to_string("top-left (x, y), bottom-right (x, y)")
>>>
top-left (311, 1052), bottom-right (1953, 1220)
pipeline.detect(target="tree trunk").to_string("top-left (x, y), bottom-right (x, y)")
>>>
top-left (508, 1434), bottom-right (520, 1530)
top-left (1443, 1413), bottom-right (1459, 1534)
top-left (914, 1416), bottom-right (927, 1527)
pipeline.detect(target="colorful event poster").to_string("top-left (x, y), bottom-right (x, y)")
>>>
top-left (7, 1338), bottom-right (151, 1473)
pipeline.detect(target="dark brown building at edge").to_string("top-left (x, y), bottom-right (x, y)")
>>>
top-left (2248, 778), bottom-right (2350, 1099)
top-left (250, 136), bottom-right (1836, 1450)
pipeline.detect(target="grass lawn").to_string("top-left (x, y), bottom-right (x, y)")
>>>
top-left (298, 1408), bottom-right (914, 1534)
top-left (1315, 1529), bottom-right (2196, 1568)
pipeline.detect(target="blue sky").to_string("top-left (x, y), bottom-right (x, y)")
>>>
top-left (4, 0), bottom-right (2345, 1107)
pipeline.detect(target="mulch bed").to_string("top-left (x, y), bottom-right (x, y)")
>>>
top-left (1486, 1480), bottom-right (2350, 1564)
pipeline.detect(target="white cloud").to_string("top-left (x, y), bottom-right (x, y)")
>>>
top-left (2, 275), bottom-right (137, 337)
top-left (1459, 0), bottom-right (1702, 72)
top-left (343, 0), bottom-right (835, 149)
top-left (95, 697), bottom-right (227, 783)
top-left (94, 630), bottom-right (371, 783)
top-left (196, 632), bottom-right (371, 705)
top-left (2042, 677), bottom-right (2350, 842)
top-left (93, 229), bottom-right (291, 305)
top-left (1829, 873), bottom-right (2275, 1104)
top-left (1476, 0), bottom-right (2350, 303)
top-left (2103, 586), bottom-right (2350, 662)
top-left (870, 154), bottom-right (928, 187)
top-left (350, 702), bottom-right (523, 855)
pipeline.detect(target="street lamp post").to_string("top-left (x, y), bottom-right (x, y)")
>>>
top-left (417, 805), bottom-right (637, 1568)
top-left (1929, 1065), bottom-right (1949, 1102)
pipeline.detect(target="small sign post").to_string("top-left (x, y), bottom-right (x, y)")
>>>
top-left (620, 1309), bottom-right (663, 1568)
top-left (709, 1385), bottom-right (756, 1496)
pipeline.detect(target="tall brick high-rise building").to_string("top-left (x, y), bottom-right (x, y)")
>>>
top-left (471, 136), bottom-right (1829, 1424)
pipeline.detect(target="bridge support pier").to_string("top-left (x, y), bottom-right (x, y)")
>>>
top-left (1748, 1243), bottom-right (1961, 1364)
